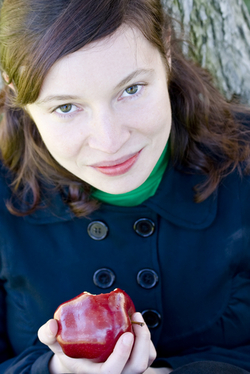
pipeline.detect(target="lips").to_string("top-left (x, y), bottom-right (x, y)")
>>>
top-left (91, 151), bottom-right (141, 176)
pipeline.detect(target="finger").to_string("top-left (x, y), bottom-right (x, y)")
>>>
top-left (132, 312), bottom-right (152, 370)
top-left (38, 320), bottom-right (107, 373)
top-left (38, 319), bottom-right (58, 345)
top-left (123, 312), bottom-right (154, 373)
top-left (38, 319), bottom-right (64, 355)
top-left (148, 340), bottom-right (157, 367)
top-left (100, 332), bottom-right (134, 373)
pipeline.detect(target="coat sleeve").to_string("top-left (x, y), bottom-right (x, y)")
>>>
top-left (154, 346), bottom-right (250, 370)
top-left (0, 279), bottom-right (53, 374)
top-left (0, 348), bottom-right (53, 374)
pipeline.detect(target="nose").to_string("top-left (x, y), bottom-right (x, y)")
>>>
top-left (87, 106), bottom-right (130, 154)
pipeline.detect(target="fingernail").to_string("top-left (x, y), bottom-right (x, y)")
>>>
top-left (122, 333), bottom-right (133, 347)
top-left (133, 312), bottom-right (144, 323)
top-left (48, 319), bottom-right (57, 336)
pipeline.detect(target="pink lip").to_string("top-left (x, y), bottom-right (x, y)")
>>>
top-left (91, 151), bottom-right (141, 176)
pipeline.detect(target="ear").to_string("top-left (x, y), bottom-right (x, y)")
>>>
top-left (2, 71), bottom-right (16, 92)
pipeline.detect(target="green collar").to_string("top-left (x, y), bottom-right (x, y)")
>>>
top-left (91, 143), bottom-right (169, 206)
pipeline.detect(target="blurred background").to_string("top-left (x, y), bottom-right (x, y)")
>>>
top-left (245, 0), bottom-right (250, 11)
top-left (163, 0), bottom-right (250, 105)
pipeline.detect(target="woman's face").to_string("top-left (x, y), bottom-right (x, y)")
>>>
top-left (27, 25), bottom-right (172, 194)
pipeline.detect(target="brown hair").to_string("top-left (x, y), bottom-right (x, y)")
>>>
top-left (0, 0), bottom-right (249, 216)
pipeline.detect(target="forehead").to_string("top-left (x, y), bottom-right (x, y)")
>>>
top-left (37, 25), bottom-right (163, 98)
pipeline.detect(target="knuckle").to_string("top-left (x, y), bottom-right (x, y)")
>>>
top-left (152, 349), bottom-right (157, 360)
top-left (135, 360), bottom-right (149, 373)
top-left (150, 344), bottom-right (157, 359)
top-left (140, 328), bottom-right (151, 340)
top-left (149, 345), bottom-right (157, 365)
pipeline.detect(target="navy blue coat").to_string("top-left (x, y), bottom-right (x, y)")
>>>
top-left (1, 153), bottom-right (250, 373)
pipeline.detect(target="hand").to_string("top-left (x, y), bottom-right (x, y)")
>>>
top-left (144, 368), bottom-right (173, 373)
top-left (38, 312), bottom-right (157, 374)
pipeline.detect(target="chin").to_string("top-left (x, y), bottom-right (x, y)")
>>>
top-left (103, 180), bottom-right (146, 195)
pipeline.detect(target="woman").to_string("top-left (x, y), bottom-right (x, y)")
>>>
top-left (0, 0), bottom-right (250, 373)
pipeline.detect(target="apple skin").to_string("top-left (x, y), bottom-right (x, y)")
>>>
top-left (54, 288), bottom-right (136, 362)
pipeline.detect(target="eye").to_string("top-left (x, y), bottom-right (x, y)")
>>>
top-left (125, 85), bottom-right (139, 95)
top-left (55, 104), bottom-right (77, 115)
top-left (121, 84), bottom-right (143, 99)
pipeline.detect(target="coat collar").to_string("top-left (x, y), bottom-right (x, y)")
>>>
top-left (24, 162), bottom-right (217, 229)
top-left (145, 162), bottom-right (217, 229)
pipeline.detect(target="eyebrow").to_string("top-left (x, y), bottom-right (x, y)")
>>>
top-left (36, 68), bottom-right (155, 106)
top-left (114, 68), bottom-right (155, 90)
top-left (36, 95), bottom-right (82, 106)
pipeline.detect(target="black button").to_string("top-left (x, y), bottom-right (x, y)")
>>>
top-left (134, 218), bottom-right (155, 237)
top-left (93, 268), bottom-right (115, 289)
top-left (87, 221), bottom-right (108, 240)
top-left (142, 310), bottom-right (161, 328)
top-left (137, 269), bottom-right (159, 289)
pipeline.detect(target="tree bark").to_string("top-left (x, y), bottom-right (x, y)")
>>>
top-left (162, 0), bottom-right (250, 104)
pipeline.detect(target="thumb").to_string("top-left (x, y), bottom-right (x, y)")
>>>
top-left (38, 319), bottom-right (58, 346)
top-left (100, 332), bottom-right (134, 373)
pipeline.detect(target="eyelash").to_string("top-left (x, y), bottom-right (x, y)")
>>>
top-left (119, 84), bottom-right (145, 100)
top-left (52, 83), bottom-right (146, 119)
top-left (53, 104), bottom-right (80, 119)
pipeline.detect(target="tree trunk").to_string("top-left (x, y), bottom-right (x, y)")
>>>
top-left (162, 0), bottom-right (250, 104)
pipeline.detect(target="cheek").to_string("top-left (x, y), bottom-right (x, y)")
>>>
top-left (152, 90), bottom-right (172, 133)
top-left (35, 120), bottom-right (86, 159)
top-left (129, 92), bottom-right (171, 136)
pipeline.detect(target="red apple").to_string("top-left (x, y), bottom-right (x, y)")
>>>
top-left (54, 288), bottom-right (136, 362)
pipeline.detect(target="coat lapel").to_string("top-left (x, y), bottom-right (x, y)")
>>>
top-left (145, 162), bottom-right (218, 229)
top-left (24, 162), bottom-right (218, 229)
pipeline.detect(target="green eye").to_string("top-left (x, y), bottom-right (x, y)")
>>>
top-left (125, 85), bottom-right (139, 95)
top-left (54, 103), bottom-right (79, 118)
top-left (59, 104), bottom-right (72, 113)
